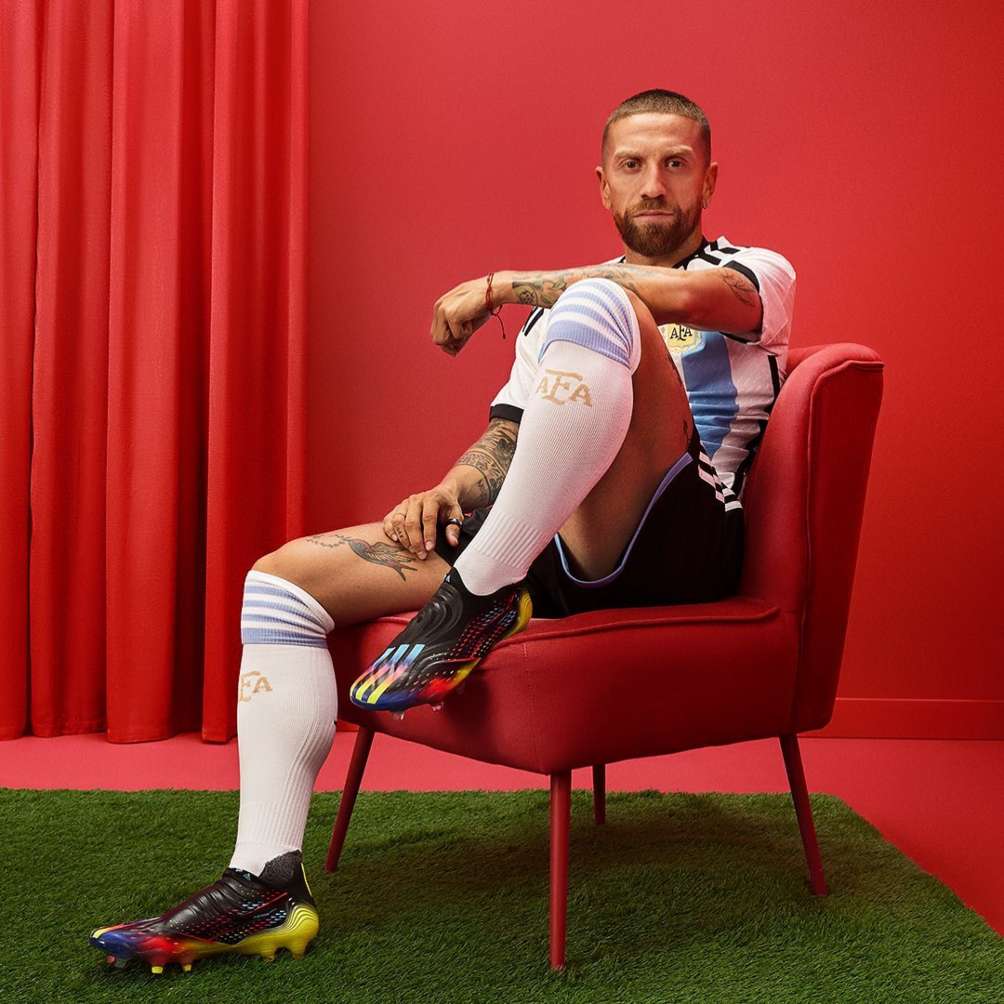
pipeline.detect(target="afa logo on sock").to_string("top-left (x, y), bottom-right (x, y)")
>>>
top-left (535, 368), bottom-right (593, 407)
top-left (658, 323), bottom-right (703, 353)
top-left (239, 671), bottom-right (273, 702)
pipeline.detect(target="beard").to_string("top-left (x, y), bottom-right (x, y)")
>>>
top-left (613, 201), bottom-right (701, 259)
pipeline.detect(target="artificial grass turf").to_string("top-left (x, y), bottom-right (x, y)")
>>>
top-left (2, 787), bottom-right (1001, 1003)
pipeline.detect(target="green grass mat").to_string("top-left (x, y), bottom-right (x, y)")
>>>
top-left (3, 788), bottom-right (1000, 1003)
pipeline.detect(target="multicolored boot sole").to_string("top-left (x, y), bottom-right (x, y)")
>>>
top-left (91, 902), bottom-right (319, 973)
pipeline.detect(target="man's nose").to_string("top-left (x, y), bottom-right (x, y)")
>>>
top-left (639, 165), bottom-right (669, 199)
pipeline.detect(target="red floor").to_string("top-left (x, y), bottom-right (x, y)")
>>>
top-left (1, 732), bottom-right (1001, 936)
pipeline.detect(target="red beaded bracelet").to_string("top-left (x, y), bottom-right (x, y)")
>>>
top-left (485, 272), bottom-right (507, 340)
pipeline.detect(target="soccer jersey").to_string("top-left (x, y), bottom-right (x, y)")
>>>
top-left (487, 234), bottom-right (796, 500)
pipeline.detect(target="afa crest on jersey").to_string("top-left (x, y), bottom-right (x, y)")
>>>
top-left (658, 323), bottom-right (704, 354)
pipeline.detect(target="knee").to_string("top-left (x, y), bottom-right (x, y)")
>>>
top-left (251, 551), bottom-right (283, 576)
top-left (250, 542), bottom-right (327, 605)
top-left (243, 551), bottom-right (335, 644)
top-left (250, 545), bottom-right (306, 591)
top-left (544, 277), bottom-right (642, 374)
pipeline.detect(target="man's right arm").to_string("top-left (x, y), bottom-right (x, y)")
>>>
top-left (441, 418), bottom-right (519, 512)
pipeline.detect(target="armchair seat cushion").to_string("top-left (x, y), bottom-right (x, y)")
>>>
top-left (332, 596), bottom-right (798, 774)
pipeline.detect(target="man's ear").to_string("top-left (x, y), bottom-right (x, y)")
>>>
top-left (703, 161), bottom-right (718, 204)
top-left (596, 165), bottom-right (611, 211)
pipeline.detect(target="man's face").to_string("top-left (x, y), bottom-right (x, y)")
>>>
top-left (597, 112), bottom-right (716, 261)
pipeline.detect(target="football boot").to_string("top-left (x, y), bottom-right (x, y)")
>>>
top-left (349, 567), bottom-right (532, 713)
top-left (90, 850), bottom-right (319, 974)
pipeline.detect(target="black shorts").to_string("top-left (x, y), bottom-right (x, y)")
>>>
top-left (433, 426), bottom-right (745, 619)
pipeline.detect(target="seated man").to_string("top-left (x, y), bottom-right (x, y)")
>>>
top-left (91, 88), bottom-right (796, 974)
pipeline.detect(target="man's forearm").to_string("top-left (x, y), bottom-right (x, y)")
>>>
top-left (493, 264), bottom-right (692, 325)
top-left (491, 263), bottom-right (761, 334)
top-left (442, 418), bottom-right (518, 511)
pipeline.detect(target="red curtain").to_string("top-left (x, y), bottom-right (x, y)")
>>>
top-left (0, 0), bottom-right (308, 743)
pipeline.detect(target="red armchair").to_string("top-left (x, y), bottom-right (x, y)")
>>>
top-left (326, 342), bottom-right (885, 969)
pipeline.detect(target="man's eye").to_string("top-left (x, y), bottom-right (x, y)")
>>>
top-left (668, 159), bottom-right (683, 168)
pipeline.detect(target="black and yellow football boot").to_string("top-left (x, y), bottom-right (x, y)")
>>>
top-left (90, 850), bottom-right (319, 974)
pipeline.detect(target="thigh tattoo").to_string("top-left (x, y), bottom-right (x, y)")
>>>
top-left (304, 533), bottom-right (419, 581)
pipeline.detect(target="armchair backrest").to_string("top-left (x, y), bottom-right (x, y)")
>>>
top-left (738, 343), bottom-right (884, 729)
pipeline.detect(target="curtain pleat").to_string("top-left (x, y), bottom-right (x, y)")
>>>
top-left (0, 0), bottom-right (43, 740)
top-left (0, 0), bottom-right (308, 744)
top-left (30, 0), bottom-right (114, 736)
top-left (201, 0), bottom-right (308, 741)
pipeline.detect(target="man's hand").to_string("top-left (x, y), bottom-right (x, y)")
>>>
top-left (382, 481), bottom-right (467, 559)
top-left (430, 276), bottom-right (495, 356)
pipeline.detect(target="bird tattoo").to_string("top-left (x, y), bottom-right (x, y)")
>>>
top-left (305, 533), bottom-right (419, 581)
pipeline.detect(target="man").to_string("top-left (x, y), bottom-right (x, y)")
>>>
top-left (90, 89), bottom-right (795, 974)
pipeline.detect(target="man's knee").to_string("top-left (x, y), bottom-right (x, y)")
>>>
top-left (241, 559), bottom-right (334, 647)
top-left (545, 277), bottom-right (642, 374)
top-left (250, 545), bottom-right (308, 591)
top-left (251, 551), bottom-right (283, 576)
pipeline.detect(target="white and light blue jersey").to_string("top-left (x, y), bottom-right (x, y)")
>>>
top-left (488, 234), bottom-right (796, 500)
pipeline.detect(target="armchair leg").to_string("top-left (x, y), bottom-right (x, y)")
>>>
top-left (549, 770), bottom-right (571, 970)
top-left (325, 726), bottom-right (374, 873)
top-left (592, 764), bottom-right (606, 825)
top-left (779, 733), bottom-right (828, 896)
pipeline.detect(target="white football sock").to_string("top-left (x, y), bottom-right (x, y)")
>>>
top-left (453, 278), bottom-right (640, 596)
top-left (228, 569), bottom-right (337, 877)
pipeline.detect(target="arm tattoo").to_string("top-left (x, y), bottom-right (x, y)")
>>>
top-left (452, 419), bottom-right (518, 509)
top-left (512, 265), bottom-right (648, 307)
top-left (304, 533), bottom-right (418, 581)
top-left (720, 269), bottom-right (758, 306)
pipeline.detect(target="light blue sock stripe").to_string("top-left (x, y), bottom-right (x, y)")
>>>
top-left (241, 576), bottom-right (330, 645)
top-left (540, 327), bottom-right (630, 367)
top-left (244, 583), bottom-right (313, 603)
top-left (547, 299), bottom-right (632, 354)
top-left (558, 288), bottom-right (632, 347)
top-left (240, 628), bottom-right (329, 648)
top-left (244, 584), bottom-right (323, 622)
top-left (546, 312), bottom-right (631, 358)
top-left (569, 281), bottom-right (633, 333)
top-left (242, 598), bottom-right (325, 631)
top-left (241, 613), bottom-right (325, 632)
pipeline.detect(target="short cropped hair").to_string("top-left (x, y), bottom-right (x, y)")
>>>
top-left (601, 89), bottom-right (711, 166)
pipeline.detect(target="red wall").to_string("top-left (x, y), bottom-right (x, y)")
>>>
top-left (308, 0), bottom-right (1004, 737)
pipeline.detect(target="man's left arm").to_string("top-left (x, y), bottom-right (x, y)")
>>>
top-left (429, 253), bottom-right (793, 355)
top-left (493, 263), bottom-right (762, 336)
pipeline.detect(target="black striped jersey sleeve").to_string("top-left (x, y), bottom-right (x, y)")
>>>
top-left (717, 245), bottom-right (796, 349)
top-left (486, 306), bottom-right (546, 425)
